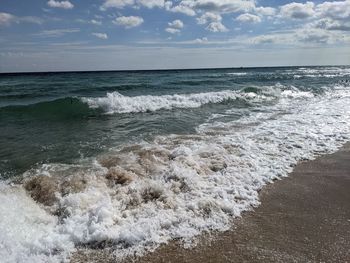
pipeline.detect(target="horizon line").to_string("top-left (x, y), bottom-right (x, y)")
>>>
top-left (0, 64), bottom-right (349, 75)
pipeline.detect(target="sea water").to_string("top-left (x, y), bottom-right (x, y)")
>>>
top-left (0, 66), bottom-right (350, 262)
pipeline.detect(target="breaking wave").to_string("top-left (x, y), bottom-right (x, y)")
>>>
top-left (82, 85), bottom-right (314, 114)
top-left (1, 84), bottom-right (349, 262)
top-left (0, 85), bottom-right (316, 119)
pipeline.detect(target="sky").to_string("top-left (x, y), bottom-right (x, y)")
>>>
top-left (0, 0), bottom-right (349, 72)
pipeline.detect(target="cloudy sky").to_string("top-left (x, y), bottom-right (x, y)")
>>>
top-left (0, 0), bottom-right (349, 72)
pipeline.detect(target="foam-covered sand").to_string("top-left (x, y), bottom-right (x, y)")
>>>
top-left (1, 84), bottom-right (350, 263)
top-left (106, 143), bottom-right (349, 263)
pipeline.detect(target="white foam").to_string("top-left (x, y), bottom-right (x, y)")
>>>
top-left (0, 183), bottom-right (74, 263)
top-left (1, 85), bottom-right (350, 262)
top-left (226, 72), bottom-right (247, 76)
top-left (82, 89), bottom-right (272, 114)
top-left (281, 89), bottom-right (314, 98)
top-left (295, 67), bottom-right (350, 78)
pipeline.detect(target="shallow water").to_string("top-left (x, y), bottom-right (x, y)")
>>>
top-left (0, 66), bottom-right (350, 262)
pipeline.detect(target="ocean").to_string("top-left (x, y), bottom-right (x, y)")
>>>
top-left (1, 66), bottom-right (350, 262)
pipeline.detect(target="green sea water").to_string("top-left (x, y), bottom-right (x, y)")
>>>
top-left (1, 66), bottom-right (349, 178)
top-left (1, 66), bottom-right (350, 262)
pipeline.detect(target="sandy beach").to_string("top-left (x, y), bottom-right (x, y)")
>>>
top-left (72, 143), bottom-right (350, 263)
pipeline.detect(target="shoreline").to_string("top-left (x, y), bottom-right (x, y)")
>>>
top-left (72, 143), bottom-right (350, 263)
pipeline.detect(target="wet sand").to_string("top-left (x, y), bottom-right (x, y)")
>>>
top-left (72, 143), bottom-right (350, 263)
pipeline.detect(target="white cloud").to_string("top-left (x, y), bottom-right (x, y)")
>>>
top-left (77, 19), bottom-right (103, 26)
top-left (166, 20), bottom-right (184, 34)
top-left (206, 21), bottom-right (228, 32)
top-left (47, 0), bottom-right (74, 9)
top-left (274, 0), bottom-right (350, 37)
top-left (249, 34), bottom-right (280, 45)
top-left (0, 12), bottom-right (43, 26)
top-left (92, 33), bottom-right (108, 39)
top-left (0, 12), bottom-right (16, 26)
top-left (316, 0), bottom-right (350, 20)
top-left (137, 0), bottom-right (165, 9)
top-left (113, 16), bottom-right (144, 28)
top-left (195, 12), bottom-right (227, 32)
top-left (164, 1), bottom-right (173, 9)
top-left (167, 5), bottom-right (197, 16)
top-left (188, 0), bottom-right (255, 13)
top-left (167, 0), bottom-right (255, 17)
top-left (91, 19), bottom-right (102, 25)
top-left (101, 0), bottom-right (134, 10)
top-left (197, 12), bottom-right (221, 25)
top-left (311, 18), bottom-right (350, 31)
top-left (306, 0), bottom-right (350, 33)
top-left (296, 28), bottom-right (334, 44)
top-left (194, 37), bottom-right (208, 44)
top-left (165, 0), bottom-right (255, 16)
top-left (280, 2), bottom-right (315, 19)
top-left (101, 0), bottom-right (165, 10)
top-left (236, 13), bottom-right (261, 23)
top-left (168, 19), bottom-right (184, 29)
top-left (276, 0), bottom-right (350, 24)
top-left (254, 6), bottom-right (276, 16)
top-left (35, 28), bottom-right (80, 37)
top-left (20, 16), bottom-right (43, 24)
top-left (165, 27), bottom-right (181, 34)
top-left (248, 25), bottom-right (346, 46)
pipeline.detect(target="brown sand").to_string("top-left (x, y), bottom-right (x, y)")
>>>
top-left (72, 144), bottom-right (350, 263)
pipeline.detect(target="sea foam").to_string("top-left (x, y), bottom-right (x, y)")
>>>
top-left (0, 183), bottom-right (74, 263)
top-left (1, 85), bottom-right (350, 262)
top-left (82, 89), bottom-right (276, 114)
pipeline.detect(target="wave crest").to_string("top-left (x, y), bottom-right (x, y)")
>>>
top-left (82, 86), bottom-right (313, 114)
top-left (82, 90), bottom-right (241, 114)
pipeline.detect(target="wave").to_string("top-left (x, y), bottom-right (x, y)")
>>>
top-left (0, 97), bottom-right (101, 120)
top-left (0, 86), bottom-right (314, 120)
top-left (1, 85), bottom-right (349, 262)
top-left (82, 90), bottom-right (243, 114)
top-left (82, 86), bottom-right (313, 114)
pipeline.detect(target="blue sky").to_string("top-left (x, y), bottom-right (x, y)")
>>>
top-left (0, 0), bottom-right (349, 72)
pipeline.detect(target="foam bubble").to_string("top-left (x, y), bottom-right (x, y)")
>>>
top-left (0, 183), bottom-right (74, 263)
